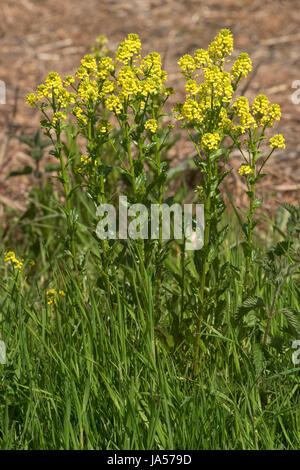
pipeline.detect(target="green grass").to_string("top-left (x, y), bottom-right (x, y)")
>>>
top-left (0, 211), bottom-right (299, 450)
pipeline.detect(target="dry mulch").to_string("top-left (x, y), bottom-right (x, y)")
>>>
top-left (0, 0), bottom-right (299, 218)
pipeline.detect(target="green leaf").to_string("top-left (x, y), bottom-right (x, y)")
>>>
top-left (8, 165), bottom-right (33, 177)
top-left (280, 308), bottom-right (300, 335)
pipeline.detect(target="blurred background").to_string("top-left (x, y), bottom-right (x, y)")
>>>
top-left (0, 0), bottom-right (299, 216)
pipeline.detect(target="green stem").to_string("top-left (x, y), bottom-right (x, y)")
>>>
top-left (56, 129), bottom-right (78, 273)
top-left (193, 161), bottom-right (212, 377)
top-left (243, 178), bottom-right (255, 299)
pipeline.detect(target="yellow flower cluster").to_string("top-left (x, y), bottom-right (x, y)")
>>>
top-left (238, 165), bottom-right (253, 176)
top-left (97, 57), bottom-right (115, 79)
top-left (218, 108), bottom-right (232, 132)
top-left (261, 104), bottom-right (281, 127)
top-left (116, 33), bottom-right (141, 65)
top-left (194, 49), bottom-right (211, 68)
top-left (145, 118), bottom-right (158, 133)
top-left (201, 132), bottom-right (221, 151)
top-left (45, 72), bottom-right (63, 90)
top-left (117, 66), bottom-right (140, 98)
top-left (46, 289), bottom-right (65, 306)
top-left (26, 71), bottom-right (75, 115)
top-left (178, 54), bottom-right (196, 78)
top-left (98, 119), bottom-right (112, 134)
top-left (269, 134), bottom-right (285, 149)
top-left (52, 111), bottom-right (67, 125)
top-left (4, 251), bottom-right (24, 271)
top-left (77, 79), bottom-right (99, 102)
top-left (175, 30), bottom-right (242, 127)
top-left (174, 29), bottom-right (272, 137)
top-left (63, 75), bottom-right (75, 86)
top-left (72, 106), bottom-right (87, 125)
top-left (105, 95), bottom-right (122, 114)
top-left (251, 95), bottom-right (281, 127)
top-left (27, 34), bottom-right (169, 138)
top-left (208, 29), bottom-right (233, 62)
top-left (231, 53), bottom-right (252, 79)
top-left (176, 99), bottom-right (203, 123)
top-left (252, 94), bottom-right (270, 115)
top-left (231, 97), bottom-right (256, 133)
top-left (204, 66), bottom-right (233, 103)
top-left (81, 54), bottom-right (97, 73)
top-left (80, 154), bottom-right (92, 165)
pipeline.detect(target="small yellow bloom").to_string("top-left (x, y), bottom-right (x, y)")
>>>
top-left (46, 289), bottom-right (65, 305)
top-left (269, 134), bottom-right (285, 149)
top-left (105, 95), bottom-right (122, 114)
top-left (116, 33), bottom-right (141, 65)
top-left (145, 119), bottom-right (157, 133)
top-left (238, 165), bottom-right (253, 176)
top-left (4, 251), bottom-right (24, 271)
top-left (52, 112), bottom-right (67, 125)
top-left (63, 75), bottom-right (75, 86)
top-left (98, 119), bottom-right (112, 134)
top-left (81, 154), bottom-right (91, 165)
top-left (178, 54), bottom-right (196, 77)
top-left (26, 93), bottom-right (37, 107)
top-left (201, 132), bottom-right (221, 151)
top-left (231, 53), bottom-right (252, 79)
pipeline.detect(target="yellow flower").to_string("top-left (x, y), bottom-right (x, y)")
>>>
top-left (116, 33), bottom-right (141, 65)
top-left (261, 103), bottom-right (281, 127)
top-left (98, 119), bottom-right (112, 134)
top-left (117, 66), bottom-right (140, 98)
top-left (76, 65), bottom-right (89, 80)
top-left (178, 54), bottom-right (196, 77)
top-left (45, 72), bottom-right (63, 91)
top-left (201, 132), bottom-right (221, 151)
top-left (218, 108), bottom-right (232, 132)
top-left (181, 99), bottom-right (203, 122)
top-left (56, 88), bottom-right (76, 107)
top-left (194, 49), bottom-right (211, 68)
top-left (185, 79), bottom-right (199, 96)
top-left (238, 165), bottom-right (253, 176)
top-left (52, 112), bottom-right (67, 125)
top-left (97, 57), bottom-right (115, 79)
top-left (72, 106), bottom-right (87, 125)
top-left (105, 95), bottom-right (122, 114)
top-left (252, 94), bottom-right (270, 116)
top-left (231, 53), bottom-right (252, 79)
top-left (208, 29), bottom-right (233, 62)
top-left (145, 118), bottom-right (157, 133)
top-left (4, 251), bottom-right (24, 271)
top-left (99, 79), bottom-right (115, 98)
top-left (81, 54), bottom-right (97, 73)
top-left (231, 97), bottom-right (256, 132)
top-left (269, 134), bottom-right (285, 149)
top-left (80, 154), bottom-right (92, 165)
top-left (77, 79), bottom-right (99, 102)
top-left (46, 289), bottom-right (65, 305)
top-left (63, 75), bottom-right (75, 86)
top-left (26, 93), bottom-right (37, 107)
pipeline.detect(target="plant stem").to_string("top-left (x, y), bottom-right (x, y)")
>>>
top-left (193, 166), bottom-right (212, 377)
top-left (56, 129), bottom-right (78, 273)
top-left (243, 178), bottom-right (255, 299)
